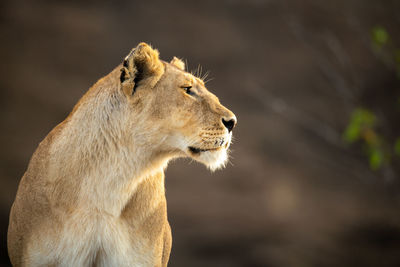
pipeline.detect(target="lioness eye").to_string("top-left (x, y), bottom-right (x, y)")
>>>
top-left (182, 86), bottom-right (195, 96)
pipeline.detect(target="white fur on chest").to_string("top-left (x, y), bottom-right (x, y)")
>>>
top-left (29, 211), bottom-right (155, 267)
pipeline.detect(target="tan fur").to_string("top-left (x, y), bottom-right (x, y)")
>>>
top-left (8, 43), bottom-right (236, 266)
top-left (169, 57), bottom-right (185, 71)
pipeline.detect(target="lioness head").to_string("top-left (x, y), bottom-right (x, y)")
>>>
top-left (120, 43), bottom-right (236, 171)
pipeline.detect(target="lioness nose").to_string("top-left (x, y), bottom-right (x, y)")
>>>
top-left (222, 116), bottom-right (237, 133)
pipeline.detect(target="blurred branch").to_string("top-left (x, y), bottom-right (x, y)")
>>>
top-left (247, 83), bottom-right (379, 182)
top-left (252, 84), bottom-right (342, 146)
top-left (284, 15), bottom-right (357, 105)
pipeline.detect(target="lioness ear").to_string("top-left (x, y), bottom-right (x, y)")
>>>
top-left (170, 57), bottom-right (185, 71)
top-left (120, 42), bottom-right (164, 96)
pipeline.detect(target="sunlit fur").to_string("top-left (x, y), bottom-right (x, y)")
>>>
top-left (198, 148), bottom-right (229, 171)
top-left (7, 43), bottom-right (236, 266)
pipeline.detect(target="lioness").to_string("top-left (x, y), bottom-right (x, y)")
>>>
top-left (7, 43), bottom-right (236, 266)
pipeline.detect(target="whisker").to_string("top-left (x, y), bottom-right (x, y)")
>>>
top-left (185, 59), bottom-right (189, 72)
top-left (198, 64), bottom-right (202, 78)
top-left (204, 77), bottom-right (214, 84)
top-left (201, 70), bottom-right (210, 81)
top-left (228, 160), bottom-right (234, 167)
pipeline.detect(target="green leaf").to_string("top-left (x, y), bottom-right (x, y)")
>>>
top-left (358, 108), bottom-right (376, 127)
top-left (344, 123), bottom-right (360, 143)
top-left (369, 148), bottom-right (383, 170)
top-left (343, 108), bottom-right (376, 143)
top-left (395, 49), bottom-right (400, 63)
top-left (396, 64), bottom-right (400, 80)
top-left (395, 138), bottom-right (400, 156)
top-left (372, 26), bottom-right (389, 46)
top-left (352, 108), bottom-right (376, 127)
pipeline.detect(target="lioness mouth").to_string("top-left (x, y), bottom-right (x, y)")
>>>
top-left (188, 146), bottom-right (220, 154)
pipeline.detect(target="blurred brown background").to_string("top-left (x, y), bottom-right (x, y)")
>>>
top-left (1, 0), bottom-right (400, 266)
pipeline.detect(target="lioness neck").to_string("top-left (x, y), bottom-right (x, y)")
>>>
top-left (46, 67), bottom-right (170, 217)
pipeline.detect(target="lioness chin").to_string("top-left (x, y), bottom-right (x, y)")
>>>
top-left (7, 42), bottom-right (236, 267)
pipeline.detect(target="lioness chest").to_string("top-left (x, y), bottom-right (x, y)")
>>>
top-left (26, 208), bottom-right (167, 267)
